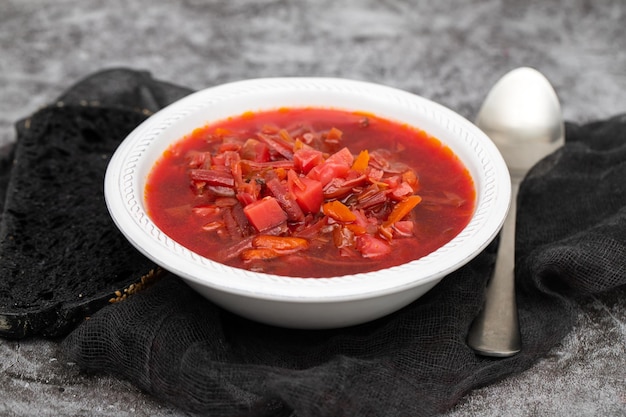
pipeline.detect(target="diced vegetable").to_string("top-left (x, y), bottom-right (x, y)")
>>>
top-left (356, 234), bottom-right (392, 258)
top-left (252, 235), bottom-right (309, 251)
top-left (266, 177), bottom-right (305, 222)
top-left (393, 220), bottom-right (414, 237)
top-left (307, 161), bottom-right (351, 186)
top-left (184, 121), bottom-right (426, 259)
top-left (243, 196), bottom-right (287, 232)
top-left (241, 248), bottom-right (281, 261)
top-left (383, 195), bottom-right (422, 227)
top-left (325, 147), bottom-right (354, 166)
top-left (351, 150), bottom-right (369, 173)
top-left (178, 121), bottom-right (425, 261)
top-left (290, 176), bottom-right (323, 214)
top-left (325, 127), bottom-right (343, 143)
top-left (322, 200), bottom-right (356, 222)
top-left (293, 148), bottom-right (324, 173)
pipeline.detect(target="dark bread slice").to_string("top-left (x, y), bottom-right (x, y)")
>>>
top-left (0, 69), bottom-right (193, 339)
top-left (0, 105), bottom-right (159, 338)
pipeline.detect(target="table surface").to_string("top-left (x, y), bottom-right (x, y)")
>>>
top-left (1, 1), bottom-right (625, 416)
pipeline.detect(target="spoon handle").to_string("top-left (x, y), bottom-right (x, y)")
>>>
top-left (467, 180), bottom-right (522, 357)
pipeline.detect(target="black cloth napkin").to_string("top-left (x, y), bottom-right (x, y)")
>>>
top-left (53, 70), bottom-right (625, 417)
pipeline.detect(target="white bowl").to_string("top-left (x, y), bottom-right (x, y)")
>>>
top-left (105, 77), bottom-right (510, 329)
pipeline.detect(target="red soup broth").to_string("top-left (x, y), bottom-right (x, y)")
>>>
top-left (145, 107), bottom-right (475, 278)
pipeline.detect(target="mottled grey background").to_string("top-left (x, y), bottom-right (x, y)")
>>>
top-left (1, 0), bottom-right (625, 416)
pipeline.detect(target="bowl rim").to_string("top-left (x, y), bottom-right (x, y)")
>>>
top-left (104, 77), bottom-right (510, 303)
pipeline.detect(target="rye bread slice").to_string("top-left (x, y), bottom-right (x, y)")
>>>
top-left (0, 69), bottom-right (193, 339)
top-left (0, 105), bottom-right (160, 338)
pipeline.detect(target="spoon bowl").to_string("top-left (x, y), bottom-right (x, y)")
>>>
top-left (467, 67), bottom-right (565, 356)
top-left (475, 67), bottom-right (565, 178)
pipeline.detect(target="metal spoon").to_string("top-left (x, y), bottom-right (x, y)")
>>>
top-left (467, 67), bottom-right (565, 357)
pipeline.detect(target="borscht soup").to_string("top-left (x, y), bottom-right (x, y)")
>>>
top-left (145, 107), bottom-right (475, 278)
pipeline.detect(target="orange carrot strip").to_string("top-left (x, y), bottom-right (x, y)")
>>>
top-left (322, 200), bottom-right (357, 222)
top-left (383, 195), bottom-right (422, 227)
top-left (253, 235), bottom-right (309, 251)
top-left (241, 248), bottom-right (280, 261)
top-left (351, 150), bottom-right (370, 173)
top-left (345, 224), bottom-right (367, 235)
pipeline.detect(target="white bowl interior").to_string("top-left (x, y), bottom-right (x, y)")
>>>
top-left (105, 77), bottom-right (510, 326)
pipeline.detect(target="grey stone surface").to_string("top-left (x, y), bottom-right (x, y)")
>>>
top-left (1, 0), bottom-right (625, 415)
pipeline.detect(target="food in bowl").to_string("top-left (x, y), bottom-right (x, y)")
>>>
top-left (105, 77), bottom-right (510, 328)
top-left (145, 107), bottom-right (475, 277)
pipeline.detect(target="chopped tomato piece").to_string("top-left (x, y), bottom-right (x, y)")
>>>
top-left (325, 147), bottom-right (354, 166)
top-left (236, 191), bottom-right (257, 206)
top-left (382, 175), bottom-right (402, 189)
top-left (265, 177), bottom-right (305, 222)
top-left (390, 181), bottom-right (415, 200)
top-left (243, 196), bottom-right (287, 232)
top-left (393, 220), bottom-right (414, 237)
top-left (293, 148), bottom-right (324, 173)
top-left (356, 234), bottom-right (392, 258)
top-left (289, 176), bottom-right (323, 214)
top-left (307, 162), bottom-right (351, 186)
